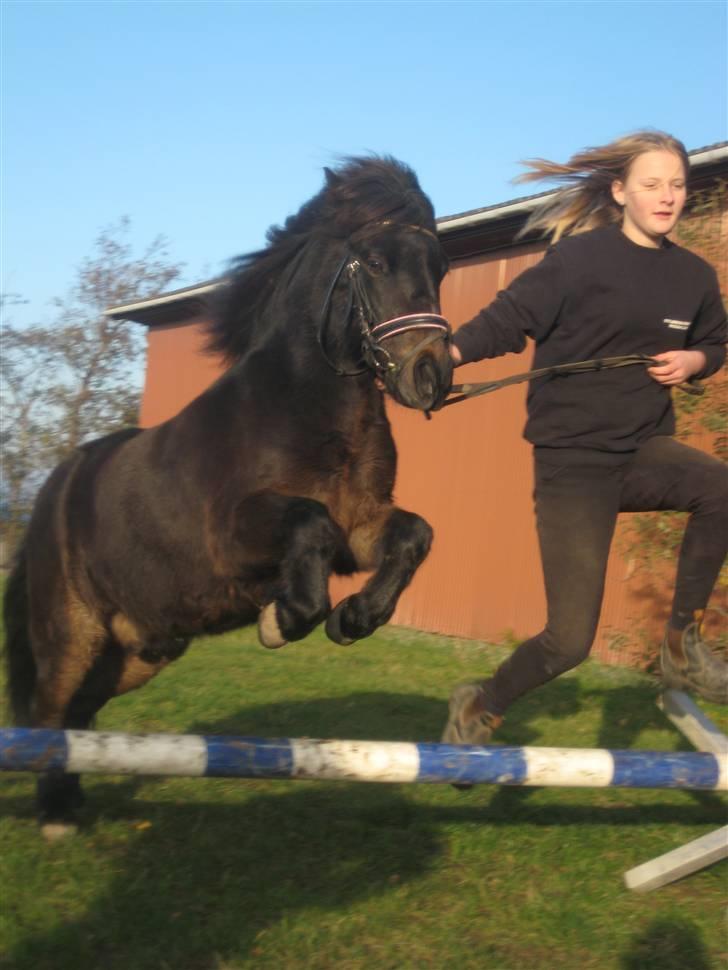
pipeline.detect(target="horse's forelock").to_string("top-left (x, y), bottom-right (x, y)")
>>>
top-left (322, 156), bottom-right (435, 234)
top-left (273, 156), bottom-right (434, 238)
top-left (206, 155), bottom-right (435, 363)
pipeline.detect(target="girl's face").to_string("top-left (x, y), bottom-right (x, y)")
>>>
top-left (611, 149), bottom-right (687, 247)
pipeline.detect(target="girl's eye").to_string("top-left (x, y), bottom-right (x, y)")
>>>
top-left (640, 181), bottom-right (685, 190)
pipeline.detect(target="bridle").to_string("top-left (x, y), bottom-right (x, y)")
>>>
top-left (316, 223), bottom-right (451, 381)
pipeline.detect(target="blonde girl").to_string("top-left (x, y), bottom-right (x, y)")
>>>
top-left (443, 131), bottom-right (727, 749)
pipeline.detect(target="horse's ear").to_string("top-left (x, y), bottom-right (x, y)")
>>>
top-left (324, 167), bottom-right (342, 188)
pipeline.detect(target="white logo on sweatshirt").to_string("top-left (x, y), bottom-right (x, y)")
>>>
top-left (663, 318), bottom-right (690, 331)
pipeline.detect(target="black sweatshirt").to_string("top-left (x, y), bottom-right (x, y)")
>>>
top-left (453, 225), bottom-right (727, 464)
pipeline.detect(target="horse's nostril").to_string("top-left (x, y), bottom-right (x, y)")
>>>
top-left (414, 356), bottom-right (438, 403)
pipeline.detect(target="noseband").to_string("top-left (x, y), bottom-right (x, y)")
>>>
top-left (316, 227), bottom-right (451, 381)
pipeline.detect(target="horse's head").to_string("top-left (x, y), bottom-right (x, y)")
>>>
top-left (312, 158), bottom-right (453, 411)
top-left (209, 155), bottom-right (453, 411)
top-left (329, 220), bottom-right (453, 411)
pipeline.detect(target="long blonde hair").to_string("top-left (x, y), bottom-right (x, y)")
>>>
top-left (516, 130), bottom-right (690, 242)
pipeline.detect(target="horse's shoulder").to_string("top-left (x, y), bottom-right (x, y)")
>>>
top-left (72, 428), bottom-right (145, 484)
top-left (78, 427), bottom-right (143, 455)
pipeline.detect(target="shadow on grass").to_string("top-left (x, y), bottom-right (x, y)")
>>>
top-left (4, 781), bottom-right (447, 970)
top-left (2, 683), bottom-right (724, 970)
top-left (620, 915), bottom-right (712, 970)
top-left (595, 684), bottom-right (688, 750)
top-left (187, 677), bottom-right (672, 749)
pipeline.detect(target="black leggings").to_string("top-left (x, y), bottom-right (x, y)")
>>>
top-left (482, 436), bottom-right (728, 717)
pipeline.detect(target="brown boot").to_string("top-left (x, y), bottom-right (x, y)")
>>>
top-left (660, 612), bottom-right (728, 704)
top-left (441, 682), bottom-right (503, 791)
top-left (441, 682), bottom-right (503, 746)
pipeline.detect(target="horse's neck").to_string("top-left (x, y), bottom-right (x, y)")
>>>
top-left (176, 337), bottom-right (382, 427)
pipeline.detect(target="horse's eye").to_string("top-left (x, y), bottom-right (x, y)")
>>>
top-left (366, 257), bottom-right (385, 274)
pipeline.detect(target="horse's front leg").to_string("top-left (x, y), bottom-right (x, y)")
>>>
top-left (325, 507), bottom-right (433, 645)
top-left (251, 494), bottom-right (354, 648)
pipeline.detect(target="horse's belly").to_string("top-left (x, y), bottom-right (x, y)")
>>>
top-left (102, 560), bottom-right (266, 641)
top-left (168, 576), bottom-right (265, 637)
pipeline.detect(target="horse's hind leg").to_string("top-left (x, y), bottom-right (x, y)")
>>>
top-left (249, 495), bottom-right (352, 648)
top-left (326, 507), bottom-right (433, 645)
top-left (28, 600), bottom-right (107, 839)
top-left (32, 649), bottom-right (102, 839)
top-left (36, 636), bottom-right (174, 838)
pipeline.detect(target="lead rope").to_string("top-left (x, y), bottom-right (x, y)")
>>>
top-left (441, 353), bottom-right (704, 408)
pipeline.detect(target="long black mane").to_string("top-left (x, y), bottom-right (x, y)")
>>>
top-left (207, 156), bottom-right (436, 363)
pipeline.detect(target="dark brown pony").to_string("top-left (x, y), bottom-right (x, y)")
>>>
top-left (3, 156), bottom-right (453, 834)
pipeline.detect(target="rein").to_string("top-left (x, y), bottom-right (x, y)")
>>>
top-left (316, 225), bottom-right (451, 381)
top-left (442, 354), bottom-right (704, 407)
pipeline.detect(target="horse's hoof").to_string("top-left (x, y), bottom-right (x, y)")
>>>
top-left (325, 602), bottom-right (357, 646)
top-left (41, 822), bottom-right (79, 842)
top-left (258, 603), bottom-right (288, 649)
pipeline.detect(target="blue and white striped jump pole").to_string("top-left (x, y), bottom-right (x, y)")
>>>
top-left (1, 728), bottom-right (726, 790)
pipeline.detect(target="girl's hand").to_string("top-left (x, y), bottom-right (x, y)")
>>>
top-left (647, 350), bottom-right (706, 386)
top-left (449, 344), bottom-right (463, 365)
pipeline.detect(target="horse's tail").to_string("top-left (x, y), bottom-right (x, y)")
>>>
top-left (3, 545), bottom-right (36, 726)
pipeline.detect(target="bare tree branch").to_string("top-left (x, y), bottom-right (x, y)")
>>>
top-left (0, 221), bottom-right (184, 554)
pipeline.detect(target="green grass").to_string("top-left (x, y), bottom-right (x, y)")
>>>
top-left (1, 624), bottom-right (726, 970)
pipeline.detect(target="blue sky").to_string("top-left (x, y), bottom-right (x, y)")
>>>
top-left (2, 0), bottom-right (726, 328)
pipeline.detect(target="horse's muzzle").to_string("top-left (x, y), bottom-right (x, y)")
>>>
top-left (384, 340), bottom-right (454, 411)
top-left (367, 312), bottom-right (452, 411)
top-left (414, 352), bottom-right (453, 411)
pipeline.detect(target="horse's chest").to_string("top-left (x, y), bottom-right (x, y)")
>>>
top-left (313, 459), bottom-right (391, 536)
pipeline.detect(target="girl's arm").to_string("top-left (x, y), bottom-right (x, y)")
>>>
top-left (452, 246), bottom-right (566, 366)
top-left (648, 267), bottom-right (726, 386)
